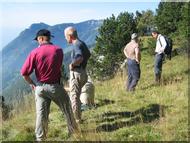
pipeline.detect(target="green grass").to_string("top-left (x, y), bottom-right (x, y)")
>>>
top-left (1, 45), bottom-right (188, 141)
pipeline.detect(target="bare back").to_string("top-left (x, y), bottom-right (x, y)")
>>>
top-left (124, 40), bottom-right (139, 60)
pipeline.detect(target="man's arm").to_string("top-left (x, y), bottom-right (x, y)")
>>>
top-left (22, 75), bottom-right (36, 90)
top-left (160, 36), bottom-right (167, 52)
top-left (72, 55), bottom-right (83, 66)
top-left (69, 55), bottom-right (83, 70)
top-left (70, 45), bottom-right (84, 70)
top-left (135, 46), bottom-right (141, 64)
top-left (123, 46), bottom-right (128, 58)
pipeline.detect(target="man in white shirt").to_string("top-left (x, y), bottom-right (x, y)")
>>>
top-left (123, 33), bottom-right (141, 91)
top-left (151, 30), bottom-right (167, 84)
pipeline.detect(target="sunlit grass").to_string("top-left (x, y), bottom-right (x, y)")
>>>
top-left (1, 50), bottom-right (188, 141)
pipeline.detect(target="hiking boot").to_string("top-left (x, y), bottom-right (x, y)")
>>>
top-left (155, 74), bottom-right (161, 84)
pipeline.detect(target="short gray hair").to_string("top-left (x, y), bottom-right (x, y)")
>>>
top-left (64, 26), bottom-right (78, 38)
top-left (131, 33), bottom-right (138, 40)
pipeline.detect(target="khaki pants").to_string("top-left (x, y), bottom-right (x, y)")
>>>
top-left (69, 68), bottom-right (87, 122)
top-left (35, 83), bottom-right (78, 141)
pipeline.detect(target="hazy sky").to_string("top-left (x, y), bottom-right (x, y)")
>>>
top-left (0, 0), bottom-right (160, 49)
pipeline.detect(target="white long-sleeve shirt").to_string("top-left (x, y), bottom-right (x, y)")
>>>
top-left (155, 34), bottom-right (167, 54)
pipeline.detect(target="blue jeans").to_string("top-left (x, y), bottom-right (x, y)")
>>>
top-left (154, 53), bottom-right (164, 76)
top-left (126, 59), bottom-right (141, 91)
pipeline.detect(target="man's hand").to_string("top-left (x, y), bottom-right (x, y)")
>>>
top-left (30, 84), bottom-right (36, 91)
top-left (69, 63), bottom-right (74, 71)
top-left (70, 56), bottom-right (83, 71)
top-left (136, 59), bottom-right (140, 64)
top-left (22, 75), bottom-right (36, 91)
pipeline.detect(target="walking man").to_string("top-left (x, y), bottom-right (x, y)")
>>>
top-left (21, 29), bottom-right (78, 141)
top-left (64, 27), bottom-right (91, 123)
top-left (123, 33), bottom-right (141, 91)
top-left (151, 30), bottom-right (167, 84)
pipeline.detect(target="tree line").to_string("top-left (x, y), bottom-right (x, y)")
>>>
top-left (87, 2), bottom-right (189, 80)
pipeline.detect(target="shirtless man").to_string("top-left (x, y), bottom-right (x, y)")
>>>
top-left (123, 33), bottom-right (141, 91)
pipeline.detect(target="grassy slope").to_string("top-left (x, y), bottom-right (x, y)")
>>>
top-left (1, 37), bottom-right (188, 141)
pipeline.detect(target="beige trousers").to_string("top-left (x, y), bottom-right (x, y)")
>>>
top-left (69, 68), bottom-right (87, 122)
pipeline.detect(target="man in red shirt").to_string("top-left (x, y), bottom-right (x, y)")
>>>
top-left (21, 29), bottom-right (78, 141)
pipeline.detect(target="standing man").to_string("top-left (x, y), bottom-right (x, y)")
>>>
top-left (123, 33), bottom-right (141, 91)
top-left (151, 30), bottom-right (167, 84)
top-left (64, 27), bottom-right (91, 123)
top-left (21, 29), bottom-right (78, 141)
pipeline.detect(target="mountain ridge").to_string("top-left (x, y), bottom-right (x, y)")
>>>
top-left (0, 20), bottom-right (102, 100)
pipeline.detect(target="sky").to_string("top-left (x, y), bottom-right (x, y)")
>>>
top-left (0, 0), bottom-right (160, 49)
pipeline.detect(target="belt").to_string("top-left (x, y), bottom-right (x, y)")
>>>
top-left (155, 52), bottom-right (164, 55)
top-left (73, 65), bottom-right (82, 68)
top-left (127, 58), bottom-right (136, 61)
top-left (37, 81), bottom-right (60, 85)
top-left (73, 66), bottom-right (85, 70)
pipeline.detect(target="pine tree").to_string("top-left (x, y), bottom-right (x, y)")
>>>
top-left (156, 2), bottom-right (185, 35)
top-left (136, 10), bottom-right (155, 36)
top-left (88, 12), bottom-right (136, 80)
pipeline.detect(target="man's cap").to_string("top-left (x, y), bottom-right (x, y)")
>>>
top-left (34, 29), bottom-right (54, 40)
top-left (131, 33), bottom-right (138, 40)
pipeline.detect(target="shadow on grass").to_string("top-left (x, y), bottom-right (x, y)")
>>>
top-left (184, 69), bottom-right (190, 75)
top-left (96, 104), bottom-right (165, 132)
top-left (140, 83), bottom-right (156, 90)
top-left (95, 99), bottom-right (115, 108)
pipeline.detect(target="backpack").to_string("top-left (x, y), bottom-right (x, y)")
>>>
top-left (159, 36), bottom-right (173, 60)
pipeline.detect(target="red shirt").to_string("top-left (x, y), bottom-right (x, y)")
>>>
top-left (21, 43), bottom-right (63, 83)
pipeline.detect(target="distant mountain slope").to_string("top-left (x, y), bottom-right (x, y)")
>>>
top-left (0, 20), bottom-right (102, 95)
top-left (0, 20), bottom-right (102, 103)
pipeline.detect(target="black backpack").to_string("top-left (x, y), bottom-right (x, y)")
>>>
top-left (159, 36), bottom-right (173, 60)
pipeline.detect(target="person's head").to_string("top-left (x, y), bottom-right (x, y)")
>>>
top-left (131, 33), bottom-right (138, 41)
top-left (34, 29), bottom-right (53, 44)
top-left (64, 26), bottom-right (78, 44)
top-left (151, 30), bottom-right (159, 39)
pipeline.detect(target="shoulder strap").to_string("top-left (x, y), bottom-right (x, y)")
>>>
top-left (158, 36), bottom-right (162, 47)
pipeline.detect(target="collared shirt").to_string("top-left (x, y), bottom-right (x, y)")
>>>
top-left (155, 34), bottom-right (167, 54)
top-left (21, 43), bottom-right (63, 83)
top-left (124, 40), bottom-right (140, 63)
top-left (71, 39), bottom-right (90, 69)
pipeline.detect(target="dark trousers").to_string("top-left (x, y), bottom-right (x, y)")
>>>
top-left (126, 59), bottom-right (141, 91)
top-left (154, 53), bottom-right (164, 81)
